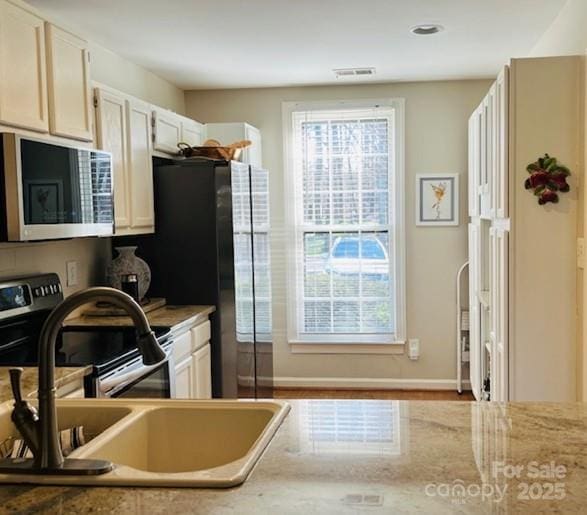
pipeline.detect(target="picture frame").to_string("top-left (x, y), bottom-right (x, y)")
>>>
top-left (25, 180), bottom-right (64, 224)
top-left (416, 173), bottom-right (459, 226)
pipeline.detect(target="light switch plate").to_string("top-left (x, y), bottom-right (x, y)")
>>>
top-left (408, 339), bottom-right (420, 360)
top-left (66, 260), bottom-right (79, 287)
top-left (578, 238), bottom-right (585, 270)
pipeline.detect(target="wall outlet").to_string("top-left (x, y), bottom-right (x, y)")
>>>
top-left (66, 260), bottom-right (79, 287)
top-left (578, 238), bottom-right (585, 270)
top-left (408, 339), bottom-right (420, 360)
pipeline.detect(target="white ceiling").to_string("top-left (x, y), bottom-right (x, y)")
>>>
top-left (29, 0), bottom-right (566, 90)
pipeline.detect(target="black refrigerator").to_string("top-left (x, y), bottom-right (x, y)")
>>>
top-left (116, 159), bottom-right (273, 399)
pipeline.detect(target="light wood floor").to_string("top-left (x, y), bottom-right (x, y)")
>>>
top-left (273, 388), bottom-right (475, 401)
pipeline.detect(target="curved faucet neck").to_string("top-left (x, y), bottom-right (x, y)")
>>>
top-left (35, 287), bottom-right (159, 470)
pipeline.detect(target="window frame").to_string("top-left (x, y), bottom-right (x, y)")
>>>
top-left (282, 98), bottom-right (406, 350)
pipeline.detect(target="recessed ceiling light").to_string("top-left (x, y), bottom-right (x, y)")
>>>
top-left (411, 24), bottom-right (444, 36)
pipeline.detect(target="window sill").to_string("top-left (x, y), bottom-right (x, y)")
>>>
top-left (289, 340), bottom-right (405, 355)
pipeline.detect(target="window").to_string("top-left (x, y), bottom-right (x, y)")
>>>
top-left (283, 99), bottom-right (405, 346)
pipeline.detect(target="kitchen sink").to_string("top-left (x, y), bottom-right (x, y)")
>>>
top-left (0, 398), bottom-right (290, 488)
top-left (0, 402), bottom-right (133, 456)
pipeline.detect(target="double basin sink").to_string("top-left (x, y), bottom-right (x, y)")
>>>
top-left (0, 398), bottom-right (290, 487)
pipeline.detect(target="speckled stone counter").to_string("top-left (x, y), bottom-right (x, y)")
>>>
top-left (0, 367), bottom-right (90, 402)
top-left (0, 400), bottom-right (586, 514)
top-left (65, 305), bottom-right (215, 334)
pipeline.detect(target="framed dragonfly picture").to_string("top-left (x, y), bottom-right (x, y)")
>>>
top-left (416, 173), bottom-right (459, 226)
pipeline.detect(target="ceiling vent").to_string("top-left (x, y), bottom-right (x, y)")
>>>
top-left (334, 67), bottom-right (376, 79)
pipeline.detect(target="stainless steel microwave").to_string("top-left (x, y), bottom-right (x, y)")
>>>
top-left (0, 133), bottom-right (114, 241)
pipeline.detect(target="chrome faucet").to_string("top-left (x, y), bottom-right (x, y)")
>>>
top-left (0, 287), bottom-right (166, 475)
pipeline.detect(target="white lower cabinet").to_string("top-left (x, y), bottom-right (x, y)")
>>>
top-left (192, 344), bottom-right (212, 399)
top-left (175, 356), bottom-right (194, 399)
top-left (172, 320), bottom-right (212, 399)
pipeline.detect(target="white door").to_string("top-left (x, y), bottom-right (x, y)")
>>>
top-left (192, 344), bottom-right (212, 399)
top-left (126, 98), bottom-right (155, 231)
top-left (174, 356), bottom-right (193, 399)
top-left (0, 0), bottom-right (48, 132)
top-left (181, 119), bottom-right (204, 147)
top-left (153, 108), bottom-right (182, 154)
top-left (95, 88), bottom-right (131, 230)
top-left (45, 23), bottom-right (93, 141)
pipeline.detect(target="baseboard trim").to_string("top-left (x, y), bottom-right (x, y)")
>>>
top-left (273, 376), bottom-right (471, 391)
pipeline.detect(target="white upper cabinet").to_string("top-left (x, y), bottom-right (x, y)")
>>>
top-left (95, 87), bottom-right (131, 231)
top-left (468, 110), bottom-right (480, 218)
top-left (245, 123), bottom-right (262, 168)
top-left (180, 117), bottom-right (205, 147)
top-left (205, 122), bottom-right (263, 167)
top-left (126, 97), bottom-right (154, 231)
top-left (45, 23), bottom-right (93, 141)
top-left (494, 67), bottom-right (509, 219)
top-left (152, 107), bottom-right (182, 154)
top-left (0, 0), bottom-right (48, 132)
top-left (479, 86), bottom-right (494, 219)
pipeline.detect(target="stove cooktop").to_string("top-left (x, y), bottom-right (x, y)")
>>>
top-left (0, 325), bottom-right (171, 374)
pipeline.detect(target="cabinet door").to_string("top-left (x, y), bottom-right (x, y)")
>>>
top-left (174, 356), bottom-right (193, 399)
top-left (45, 23), bottom-right (92, 141)
top-left (493, 227), bottom-right (509, 401)
top-left (479, 86), bottom-right (495, 219)
top-left (181, 119), bottom-right (204, 147)
top-left (95, 88), bottom-right (130, 230)
top-left (244, 124), bottom-right (262, 167)
top-left (468, 222), bottom-right (482, 400)
top-left (0, 1), bottom-right (48, 132)
top-left (126, 98), bottom-right (155, 230)
top-left (153, 108), bottom-right (182, 154)
top-left (468, 112), bottom-right (479, 217)
top-left (495, 67), bottom-right (509, 219)
top-left (192, 344), bottom-right (212, 399)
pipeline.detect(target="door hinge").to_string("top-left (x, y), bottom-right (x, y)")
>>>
top-left (93, 96), bottom-right (98, 108)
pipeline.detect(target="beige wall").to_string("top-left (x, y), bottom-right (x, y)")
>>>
top-left (530, 0), bottom-right (587, 57)
top-left (0, 0), bottom-right (185, 297)
top-left (0, 239), bottom-right (110, 300)
top-left (90, 43), bottom-right (185, 114)
top-left (529, 0), bottom-right (587, 400)
top-left (186, 80), bottom-right (491, 384)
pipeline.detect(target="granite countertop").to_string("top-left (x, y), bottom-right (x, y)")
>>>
top-left (0, 399), bottom-right (586, 513)
top-left (0, 367), bottom-right (90, 403)
top-left (65, 305), bottom-right (216, 333)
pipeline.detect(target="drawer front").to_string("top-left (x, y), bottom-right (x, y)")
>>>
top-left (173, 330), bottom-right (192, 362)
top-left (191, 320), bottom-right (211, 351)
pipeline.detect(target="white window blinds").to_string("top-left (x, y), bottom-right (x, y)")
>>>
top-left (287, 102), bottom-right (404, 344)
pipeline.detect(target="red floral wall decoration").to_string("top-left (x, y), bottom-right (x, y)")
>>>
top-left (525, 154), bottom-right (571, 205)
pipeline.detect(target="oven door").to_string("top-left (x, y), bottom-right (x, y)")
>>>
top-left (97, 346), bottom-right (175, 399)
